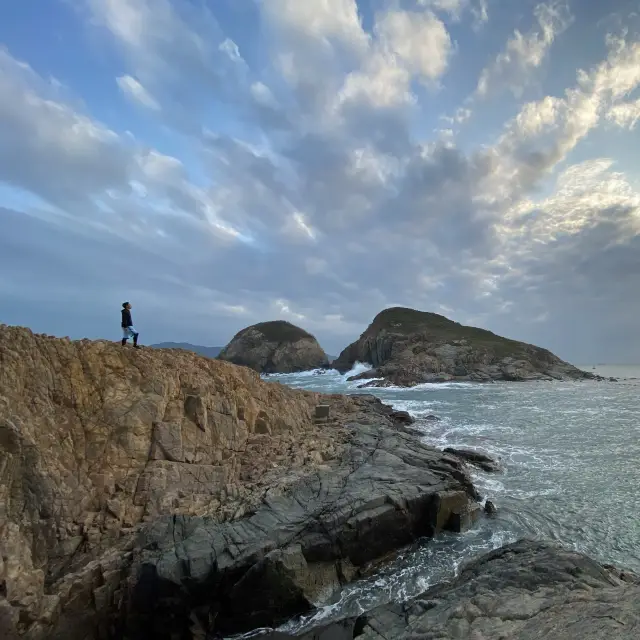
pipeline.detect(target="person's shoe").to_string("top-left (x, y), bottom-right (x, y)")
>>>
top-left (134, 344), bottom-right (141, 349)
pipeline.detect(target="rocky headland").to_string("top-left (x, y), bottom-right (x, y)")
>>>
top-left (1, 324), bottom-right (632, 640)
top-left (0, 325), bottom-right (481, 639)
top-left (218, 320), bottom-right (329, 374)
top-left (333, 307), bottom-right (594, 387)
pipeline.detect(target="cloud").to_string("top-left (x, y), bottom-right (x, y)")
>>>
top-left (3, 1), bottom-right (640, 364)
top-left (476, 1), bottom-right (573, 98)
top-left (116, 74), bottom-right (160, 110)
top-left (607, 98), bottom-right (640, 129)
top-left (374, 10), bottom-right (452, 81)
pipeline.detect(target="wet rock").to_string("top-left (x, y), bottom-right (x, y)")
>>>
top-left (270, 540), bottom-right (640, 640)
top-left (484, 500), bottom-right (497, 516)
top-left (123, 424), bottom-right (479, 637)
top-left (389, 410), bottom-right (415, 425)
top-left (424, 414), bottom-right (441, 422)
top-left (444, 447), bottom-right (501, 473)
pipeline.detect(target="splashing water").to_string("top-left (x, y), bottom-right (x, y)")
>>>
top-left (262, 367), bottom-right (640, 633)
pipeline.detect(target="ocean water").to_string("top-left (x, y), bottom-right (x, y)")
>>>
top-left (262, 364), bottom-right (640, 632)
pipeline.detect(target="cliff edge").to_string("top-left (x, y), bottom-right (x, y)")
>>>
top-left (0, 325), bottom-right (480, 639)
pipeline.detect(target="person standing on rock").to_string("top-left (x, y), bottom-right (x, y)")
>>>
top-left (121, 302), bottom-right (140, 348)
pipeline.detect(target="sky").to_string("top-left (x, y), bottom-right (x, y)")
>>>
top-left (2, 0), bottom-right (640, 362)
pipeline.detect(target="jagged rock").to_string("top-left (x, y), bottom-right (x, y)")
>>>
top-left (218, 321), bottom-right (329, 373)
top-left (389, 410), bottom-right (415, 425)
top-left (425, 414), bottom-right (441, 422)
top-left (268, 540), bottom-right (640, 640)
top-left (123, 423), bottom-right (479, 637)
top-left (0, 326), bottom-right (481, 640)
top-left (334, 307), bottom-right (593, 387)
top-left (484, 499), bottom-right (497, 516)
top-left (444, 447), bottom-right (502, 473)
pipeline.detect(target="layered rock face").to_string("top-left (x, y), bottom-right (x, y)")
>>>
top-left (126, 422), bottom-right (480, 637)
top-left (0, 325), bottom-right (480, 639)
top-left (0, 325), bottom-right (326, 637)
top-left (218, 321), bottom-right (329, 373)
top-left (334, 307), bottom-right (591, 387)
top-left (269, 540), bottom-right (640, 639)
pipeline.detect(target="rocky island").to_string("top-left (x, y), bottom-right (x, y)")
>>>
top-left (333, 307), bottom-right (593, 387)
top-left (218, 320), bottom-right (329, 374)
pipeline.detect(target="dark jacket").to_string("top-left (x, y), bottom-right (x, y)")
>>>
top-left (121, 308), bottom-right (133, 328)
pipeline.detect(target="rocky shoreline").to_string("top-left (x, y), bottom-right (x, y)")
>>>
top-left (0, 326), bottom-right (484, 639)
top-left (260, 540), bottom-right (640, 639)
top-left (0, 325), bottom-right (634, 640)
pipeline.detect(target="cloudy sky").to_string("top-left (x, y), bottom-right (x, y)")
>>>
top-left (2, 0), bottom-right (640, 362)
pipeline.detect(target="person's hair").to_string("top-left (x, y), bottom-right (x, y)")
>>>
top-left (122, 302), bottom-right (129, 308)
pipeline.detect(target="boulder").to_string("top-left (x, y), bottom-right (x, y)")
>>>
top-left (484, 499), bottom-right (497, 516)
top-left (444, 447), bottom-right (502, 473)
top-left (218, 321), bottom-right (329, 374)
top-left (389, 410), bottom-right (415, 425)
top-left (334, 307), bottom-right (591, 387)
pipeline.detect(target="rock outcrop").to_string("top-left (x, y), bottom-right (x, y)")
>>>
top-left (444, 447), bottom-right (502, 473)
top-left (124, 423), bottom-right (480, 637)
top-left (334, 307), bottom-right (592, 387)
top-left (267, 540), bottom-right (640, 639)
top-left (218, 321), bottom-right (329, 374)
top-left (0, 325), bottom-right (480, 639)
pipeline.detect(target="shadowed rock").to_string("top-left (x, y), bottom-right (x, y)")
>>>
top-left (218, 321), bottom-right (329, 373)
top-left (265, 540), bottom-right (640, 640)
top-left (122, 423), bottom-right (479, 637)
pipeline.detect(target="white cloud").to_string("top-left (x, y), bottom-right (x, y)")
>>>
top-left (5, 2), bottom-right (640, 363)
top-left (261, 0), bottom-right (369, 51)
top-left (476, 1), bottom-right (572, 98)
top-left (337, 51), bottom-right (413, 108)
top-left (375, 10), bottom-right (452, 81)
top-left (219, 38), bottom-right (244, 64)
top-left (607, 99), bottom-right (640, 129)
top-left (116, 74), bottom-right (160, 110)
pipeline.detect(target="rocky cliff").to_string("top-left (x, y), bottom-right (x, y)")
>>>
top-left (218, 320), bottom-right (329, 373)
top-left (0, 325), bottom-right (481, 639)
top-left (334, 307), bottom-right (591, 386)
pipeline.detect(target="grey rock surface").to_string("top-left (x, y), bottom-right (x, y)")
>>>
top-left (123, 423), bottom-right (480, 637)
top-left (265, 540), bottom-right (640, 640)
top-left (443, 447), bottom-right (502, 473)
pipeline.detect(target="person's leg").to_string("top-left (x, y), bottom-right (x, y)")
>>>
top-left (122, 328), bottom-right (129, 346)
top-left (128, 326), bottom-right (140, 348)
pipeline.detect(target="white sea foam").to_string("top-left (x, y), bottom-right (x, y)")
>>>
top-left (343, 361), bottom-right (374, 378)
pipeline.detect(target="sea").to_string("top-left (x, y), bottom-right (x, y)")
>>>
top-left (261, 363), bottom-right (640, 633)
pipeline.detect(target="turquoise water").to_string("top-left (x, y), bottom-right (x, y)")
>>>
top-left (264, 364), bottom-right (640, 630)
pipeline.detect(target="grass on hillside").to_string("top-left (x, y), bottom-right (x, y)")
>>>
top-left (369, 307), bottom-right (549, 359)
top-left (237, 320), bottom-right (315, 344)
